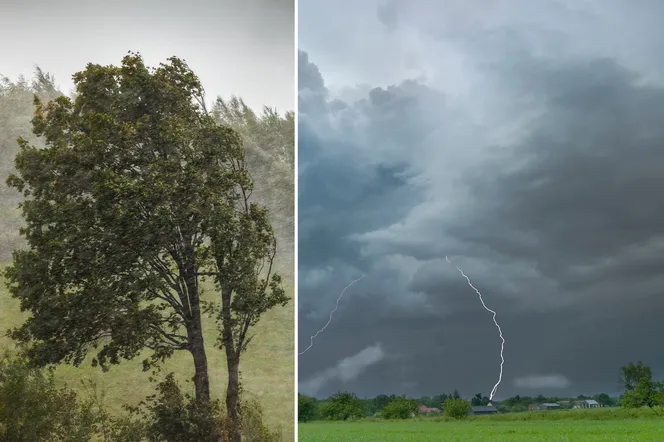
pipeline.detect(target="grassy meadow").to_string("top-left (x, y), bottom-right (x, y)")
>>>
top-left (299, 408), bottom-right (664, 441)
top-left (0, 264), bottom-right (295, 440)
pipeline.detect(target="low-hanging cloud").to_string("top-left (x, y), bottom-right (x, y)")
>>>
top-left (299, 344), bottom-right (386, 396)
top-left (514, 374), bottom-right (572, 390)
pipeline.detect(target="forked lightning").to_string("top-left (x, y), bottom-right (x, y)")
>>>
top-left (299, 275), bottom-right (366, 356)
top-left (446, 256), bottom-right (505, 400)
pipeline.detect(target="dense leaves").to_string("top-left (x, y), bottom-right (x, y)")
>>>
top-left (298, 393), bottom-right (318, 422)
top-left (0, 352), bottom-right (97, 442)
top-left (619, 361), bottom-right (664, 408)
top-left (212, 97), bottom-right (294, 275)
top-left (379, 396), bottom-right (420, 419)
top-left (319, 392), bottom-right (364, 421)
top-left (443, 398), bottom-right (472, 419)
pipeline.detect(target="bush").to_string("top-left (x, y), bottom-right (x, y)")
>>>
top-left (319, 392), bottom-right (365, 421)
top-left (443, 398), bottom-right (472, 419)
top-left (380, 396), bottom-right (419, 419)
top-left (0, 351), bottom-right (98, 442)
top-left (134, 373), bottom-right (227, 442)
top-left (298, 393), bottom-right (317, 422)
top-left (620, 379), bottom-right (657, 409)
top-left (240, 398), bottom-right (282, 442)
top-left (131, 373), bottom-right (280, 442)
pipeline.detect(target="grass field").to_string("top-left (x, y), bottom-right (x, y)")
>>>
top-left (0, 264), bottom-right (294, 441)
top-left (299, 409), bottom-right (664, 441)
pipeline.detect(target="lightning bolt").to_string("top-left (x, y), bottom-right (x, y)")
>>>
top-left (299, 275), bottom-right (366, 356)
top-left (446, 256), bottom-right (505, 400)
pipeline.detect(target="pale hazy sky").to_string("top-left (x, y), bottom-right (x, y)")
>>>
top-left (0, 0), bottom-right (294, 112)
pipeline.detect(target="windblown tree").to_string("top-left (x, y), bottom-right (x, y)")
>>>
top-left (4, 53), bottom-right (288, 441)
top-left (619, 361), bottom-right (660, 408)
top-left (212, 97), bottom-right (294, 276)
top-left (0, 71), bottom-right (61, 258)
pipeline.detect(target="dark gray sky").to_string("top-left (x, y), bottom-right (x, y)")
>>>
top-left (298, 0), bottom-right (664, 401)
top-left (0, 0), bottom-right (294, 112)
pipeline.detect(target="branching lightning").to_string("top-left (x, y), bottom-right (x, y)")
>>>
top-left (299, 275), bottom-right (366, 356)
top-left (446, 256), bottom-right (505, 400)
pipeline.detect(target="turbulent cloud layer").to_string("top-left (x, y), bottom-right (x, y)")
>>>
top-left (299, 0), bottom-right (664, 399)
top-left (300, 344), bottom-right (386, 396)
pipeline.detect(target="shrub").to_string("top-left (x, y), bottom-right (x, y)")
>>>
top-left (0, 351), bottom-right (98, 442)
top-left (319, 392), bottom-right (365, 421)
top-left (130, 373), bottom-right (280, 442)
top-left (240, 398), bottom-right (282, 442)
top-left (380, 396), bottom-right (419, 419)
top-left (298, 393), bottom-right (318, 422)
top-left (443, 398), bottom-right (472, 419)
top-left (135, 373), bottom-right (227, 442)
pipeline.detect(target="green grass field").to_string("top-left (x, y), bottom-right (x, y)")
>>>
top-left (0, 265), bottom-right (294, 441)
top-left (299, 409), bottom-right (664, 441)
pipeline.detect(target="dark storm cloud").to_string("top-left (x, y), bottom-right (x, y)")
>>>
top-left (0, 0), bottom-right (294, 112)
top-left (299, 0), bottom-right (664, 400)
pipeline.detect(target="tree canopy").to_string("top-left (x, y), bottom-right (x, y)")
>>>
top-left (4, 52), bottom-right (289, 441)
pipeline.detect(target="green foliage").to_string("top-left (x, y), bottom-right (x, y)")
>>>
top-left (0, 71), bottom-right (62, 259)
top-left (299, 393), bottom-right (318, 422)
top-left (117, 373), bottom-right (280, 442)
top-left (135, 373), bottom-right (226, 442)
top-left (373, 394), bottom-right (397, 411)
top-left (621, 379), bottom-right (657, 408)
top-left (443, 398), bottom-right (472, 419)
top-left (379, 396), bottom-right (419, 419)
top-left (0, 351), bottom-right (97, 442)
top-left (471, 393), bottom-right (490, 406)
top-left (620, 361), bottom-right (652, 392)
top-left (619, 361), bottom-right (664, 408)
top-left (212, 97), bottom-right (294, 276)
top-left (417, 393), bottom-right (455, 410)
top-left (319, 391), bottom-right (365, 421)
top-left (239, 398), bottom-right (282, 442)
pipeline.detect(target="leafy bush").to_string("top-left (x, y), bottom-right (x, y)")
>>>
top-left (380, 396), bottom-right (419, 419)
top-left (124, 373), bottom-right (279, 442)
top-left (240, 398), bottom-right (282, 442)
top-left (134, 373), bottom-right (227, 442)
top-left (298, 393), bottom-right (318, 422)
top-left (319, 391), bottom-right (365, 421)
top-left (0, 351), bottom-right (98, 442)
top-left (443, 398), bottom-right (472, 419)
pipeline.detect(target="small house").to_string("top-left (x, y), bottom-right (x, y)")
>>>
top-left (528, 404), bottom-right (540, 411)
top-left (471, 405), bottom-right (498, 415)
top-left (580, 399), bottom-right (600, 408)
top-left (539, 403), bottom-right (561, 410)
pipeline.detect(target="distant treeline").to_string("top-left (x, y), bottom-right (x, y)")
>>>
top-left (298, 390), bottom-right (618, 422)
top-left (299, 361), bottom-right (664, 422)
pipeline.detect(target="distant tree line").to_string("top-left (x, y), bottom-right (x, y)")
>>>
top-left (299, 360), bottom-right (664, 423)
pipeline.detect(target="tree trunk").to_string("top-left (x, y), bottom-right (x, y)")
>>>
top-left (222, 284), bottom-right (242, 442)
top-left (189, 325), bottom-right (211, 404)
top-left (225, 352), bottom-right (241, 442)
top-left (184, 261), bottom-right (211, 405)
